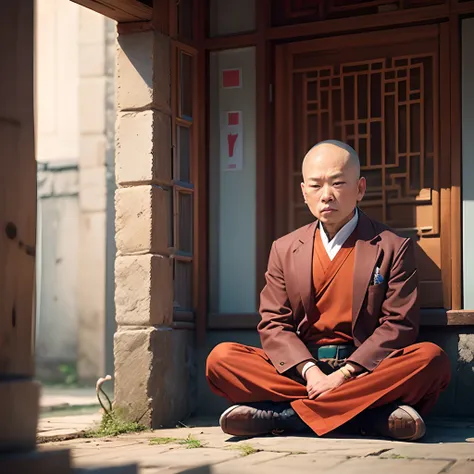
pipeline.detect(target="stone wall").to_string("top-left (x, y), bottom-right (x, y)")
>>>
top-left (76, 7), bottom-right (117, 384)
top-left (113, 28), bottom-right (196, 428)
top-left (36, 162), bottom-right (79, 382)
top-left (35, 1), bottom-right (116, 385)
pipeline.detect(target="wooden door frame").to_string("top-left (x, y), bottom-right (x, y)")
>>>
top-left (274, 23), bottom-right (459, 311)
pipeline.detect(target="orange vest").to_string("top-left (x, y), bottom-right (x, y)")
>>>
top-left (306, 227), bottom-right (357, 346)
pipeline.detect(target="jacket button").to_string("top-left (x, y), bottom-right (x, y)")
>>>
top-left (280, 362), bottom-right (285, 366)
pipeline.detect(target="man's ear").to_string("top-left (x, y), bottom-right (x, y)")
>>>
top-left (301, 181), bottom-right (307, 203)
top-left (357, 177), bottom-right (367, 202)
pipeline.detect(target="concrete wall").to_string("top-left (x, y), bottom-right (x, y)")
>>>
top-left (36, 164), bottom-right (79, 380)
top-left (35, 0), bottom-right (116, 384)
top-left (462, 18), bottom-right (474, 309)
top-left (209, 47), bottom-right (257, 314)
top-left (76, 7), bottom-right (117, 383)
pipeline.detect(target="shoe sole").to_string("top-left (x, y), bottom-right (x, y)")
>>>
top-left (395, 405), bottom-right (426, 441)
top-left (219, 405), bottom-right (242, 435)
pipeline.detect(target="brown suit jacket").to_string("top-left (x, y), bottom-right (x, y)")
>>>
top-left (257, 210), bottom-right (419, 374)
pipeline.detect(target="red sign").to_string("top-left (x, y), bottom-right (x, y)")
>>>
top-left (228, 112), bottom-right (240, 126)
top-left (227, 133), bottom-right (238, 158)
top-left (222, 69), bottom-right (241, 88)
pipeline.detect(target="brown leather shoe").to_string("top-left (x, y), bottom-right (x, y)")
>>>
top-left (219, 403), bottom-right (308, 437)
top-left (370, 404), bottom-right (426, 441)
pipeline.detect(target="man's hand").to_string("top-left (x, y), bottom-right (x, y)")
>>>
top-left (305, 366), bottom-right (346, 399)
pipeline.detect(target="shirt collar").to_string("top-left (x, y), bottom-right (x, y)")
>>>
top-left (319, 208), bottom-right (359, 248)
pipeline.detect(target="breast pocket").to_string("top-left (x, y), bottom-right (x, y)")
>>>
top-left (366, 283), bottom-right (387, 316)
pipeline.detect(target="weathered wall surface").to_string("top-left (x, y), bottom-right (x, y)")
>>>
top-left (35, 0), bottom-right (116, 384)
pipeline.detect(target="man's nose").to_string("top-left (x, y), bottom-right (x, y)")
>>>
top-left (321, 185), bottom-right (333, 202)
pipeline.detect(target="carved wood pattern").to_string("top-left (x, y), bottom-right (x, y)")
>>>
top-left (290, 54), bottom-right (439, 237)
top-left (282, 38), bottom-right (447, 308)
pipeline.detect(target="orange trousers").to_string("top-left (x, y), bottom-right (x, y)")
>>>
top-left (206, 342), bottom-right (451, 436)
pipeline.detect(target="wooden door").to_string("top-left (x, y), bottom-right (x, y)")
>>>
top-left (275, 25), bottom-right (452, 309)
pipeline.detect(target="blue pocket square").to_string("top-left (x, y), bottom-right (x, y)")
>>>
top-left (373, 267), bottom-right (384, 285)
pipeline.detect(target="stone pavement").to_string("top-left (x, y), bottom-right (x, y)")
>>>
top-left (38, 413), bottom-right (474, 474)
top-left (40, 386), bottom-right (99, 413)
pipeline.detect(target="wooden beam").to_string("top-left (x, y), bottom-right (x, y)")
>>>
top-left (71, 0), bottom-right (152, 23)
top-left (450, 15), bottom-right (463, 310)
top-left (266, 4), bottom-right (449, 41)
top-left (117, 20), bottom-right (152, 34)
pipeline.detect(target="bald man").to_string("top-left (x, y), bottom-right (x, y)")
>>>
top-left (206, 141), bottom-right (451, 441)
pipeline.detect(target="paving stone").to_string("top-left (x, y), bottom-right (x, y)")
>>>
top-left (245, 434), bottom-right (396, 456)
top-left (381, 442), bottom-right (474, 461)
top-left (447, 461), bottom-right (474, 473)
top-left (74, 444), bottom-right (174, 467)
top-left (233, 453), bottom-right (347, 473)
top-left (210, 451), bottom-right (289, 470)
top-left (38, 413), bottom-right (101, 438)
top-left (127, 447), bottom-right (240, 472)
top-left (145, 426), bottom-right (396, 455)
top-left (326, 458), bottom-right (451, 474)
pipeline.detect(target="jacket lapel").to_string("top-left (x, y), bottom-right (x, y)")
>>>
top-left (352, 211), bottom-right (382, 328)
top-left (293, 222), bottom-right (317, 316)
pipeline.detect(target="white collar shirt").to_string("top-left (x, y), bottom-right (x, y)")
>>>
top-left (319, 209), bottom-right (359, 261)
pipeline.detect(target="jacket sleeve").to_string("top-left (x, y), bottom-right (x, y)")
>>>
top-left (257, 241), bottom-right (314, 374)
top-left (347, 237), bottom-right (420, 372)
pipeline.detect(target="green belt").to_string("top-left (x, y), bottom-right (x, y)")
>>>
top-left (313, 345), bottom-right (355, 360)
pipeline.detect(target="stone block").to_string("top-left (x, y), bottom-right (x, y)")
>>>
top-left (79, 43), bottom-right (106, 78)
top-left (77, 212), bottom-right (106, 382)
top-left (0, 448), bottom-right (71, 474)
top-left (114, 328), bottom-right (195, 428)
top-left (0, 380), bottom-right (40, 453)
top-left (79, 7), bottom-right (105, 45)
top-left (454, 333), bottom-right (474, 416)
top-left (213, 453), bottom-right (346, 474)
top-left (37, 169), bottom-right (53, 197)
top-left (79, 167), bottom-right (107, 212)
top-left (80, 78), bottom-right (106, 134)
top-left (117, 31), bottom-right (170, 111)
top-left (448, 461), bottom-right (474, 474)
top-left (115, 185), bottom-right (170, 255)
top-left (116, 110), bottom-right (171, 185)
top-left (53, 169), bottom-right (79, 196)
top-left (329, 458), bottom-right (450, 474)
top-left (80, 135), bottom-right (107, 168)
top-left (115, 254), bottom-right (173, 326)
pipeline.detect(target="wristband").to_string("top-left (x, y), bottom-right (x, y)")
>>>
top-left (301, 361), bottom-right (316, 380)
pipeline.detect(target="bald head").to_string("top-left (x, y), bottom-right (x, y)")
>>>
top-left (300, 139), bottom-right (366, 236)
top-left (302, 140), bottom-right (360, 181)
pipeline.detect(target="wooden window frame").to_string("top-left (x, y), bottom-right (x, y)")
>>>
top-left (168, 0), bottom-right (203, 331)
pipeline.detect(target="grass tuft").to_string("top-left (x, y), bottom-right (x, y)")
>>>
top-left (149, 434), bottom-right (204, 449)
top-left (149, 437), bottom-right (180, 445)
top-left (84, 410), bottom-right (147, 438)
top-left (234, 443), bottom-right (259, 456)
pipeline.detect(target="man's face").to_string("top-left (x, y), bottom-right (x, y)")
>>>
top-left (301, 144), bottom-right (366, 227)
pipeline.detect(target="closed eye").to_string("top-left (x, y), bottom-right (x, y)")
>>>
top-left (333, 181), bottom-right (345, 186)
